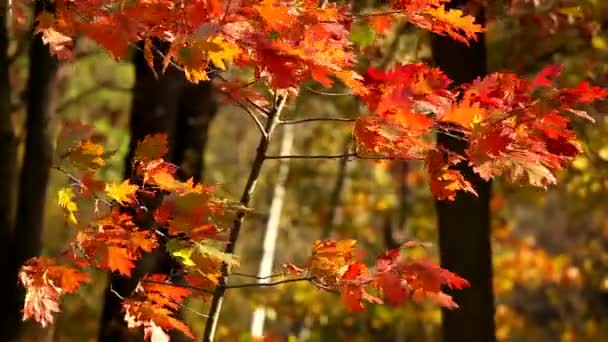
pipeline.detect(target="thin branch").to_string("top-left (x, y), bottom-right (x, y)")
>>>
top-left (264, 153), bottom-right (426, 162)
top-left (230, 272), bottom-right (285, 279)
top-left (224, 277), bottom-right (313, 289)
top-left (265, 153), bottom-right (357, 160)
top-left (52, 166), bottom-right (113, 206)
top-left (246, 97), bottom-right (271, 116)
top-left (142, 279), bottom-right (215, 295)
top-left (202, 94), bottom-right (289, 342)
top-left (354, 10), bottom-right (405, 18)
top-left (279, 117), bottom-right (356, 125)
top-left (304, 86), bottom-right (353, 96)
top-left (230, 96), bottom-right (268, 138)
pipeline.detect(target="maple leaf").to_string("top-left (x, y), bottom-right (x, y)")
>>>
top-left (135, 134), bottom-right (169, 162)
top-left (425, 150), bottom-right (477, 201)
top-left (106, 246), bottom-right (135, 276)
top-left (254, 0), bottom-right (294, 31)
top-left (123, 274), bottom-right (193, 339)
top-left (340, 262), bottom-right (381, 312)
top-left (438, 101), bottom-right (486, 128)
top-left (105, 180), bottom-right (138, 205)
top-left (68, 140), bottom-right (106, 171)
top-left (57, 187), bottom-right (78, 224)
top-left (19, 258), bottom-right (89, 327)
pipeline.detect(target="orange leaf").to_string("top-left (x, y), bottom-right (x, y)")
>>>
top-left (135, 134), bottom-right (169, 162)
top-left (106, 246), bottom-right (135, 276)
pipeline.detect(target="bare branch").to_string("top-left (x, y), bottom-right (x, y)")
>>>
top-left (279, 117), bottom-right (356, 125)
top-left (229, 96), bottom-right (268, 138)
top-left (142, 278), bottom-right (215, 295)
top-left (304, 86), bottom-right (353, 96)
top-left (265, 153), bottom-right (357, 160)
top-left (225, 277), bottom-right (313, 289)
top-left (230, 272), bottom-right (285, 280)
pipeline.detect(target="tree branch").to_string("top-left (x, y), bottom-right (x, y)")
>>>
top-left (230, 272), bottom-right (285, 279)
top-left (279, 117), bottom-right (356, 125)
top-left (202, 94), bottom-right (288, 342)
top-left (225, 277), bottom-right (313, 289)
top-left (265, 152), bottom-right (358, 160)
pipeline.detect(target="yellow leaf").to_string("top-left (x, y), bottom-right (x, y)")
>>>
top-left (166, 239), bottom-right (197, 266)
top-left (180, 36), bottom-right (242, 83)
top-left (57, 187), bottom-right (78, 223)
top-left (105, 180), bottom-right (138, 205)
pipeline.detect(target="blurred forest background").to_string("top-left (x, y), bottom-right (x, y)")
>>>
top-left (3, 0), bottom-right (608, 341)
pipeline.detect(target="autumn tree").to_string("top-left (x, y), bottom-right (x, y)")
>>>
top-left (13, 1), bottom-right (607, 341)
top-left (99, 41), bottom-right (218, 340)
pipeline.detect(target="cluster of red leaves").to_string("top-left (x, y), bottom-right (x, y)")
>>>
top-left (24, 0), bottom-right (485, 93)
top-left (355, 63), bottom-right (607, 199)
top-left (285, 240), bottom-right (469, 312)
top-left (21, 128), bottom-right (229, 338)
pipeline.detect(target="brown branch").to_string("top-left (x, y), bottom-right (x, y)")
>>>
top-left (201, 94), bottom-right (288, 342)
top-left (230, 272), bottom-right (285, 280)
top-left (224, 277), bottom-right (313, 289)
top-left (265, 153), bottom-right (358, 160)
top-left (279, 117), bottom-right (356, 125)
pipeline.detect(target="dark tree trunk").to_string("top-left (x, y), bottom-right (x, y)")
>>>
top-left (98, 41), bottom-right (184, 342)
top-left (174, 81), bottom-right (217, 182)
top-left (0, 0), bottom-right (19, 340)
top-left (431, 1), bottom-right (495, 342)
top-left (3, 1), bottom-right (60, 340)
top-left (98, 42), bottom-right (217, 341)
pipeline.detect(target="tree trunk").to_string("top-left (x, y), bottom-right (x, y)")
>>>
top-left (4, 1), bottom-right (60, 340)
top-left (0, 1), bottom-right (19, 340)
top-left (98, 42), bottom-right (184, 342)
top-left (174, 81), bottom-right (218, 182)
top-left (99, 42), bottom-right (217, 341)
top-left (250, 125), bottom-right (294, 338)
top-left (431, 1), bottom-right (495, 342)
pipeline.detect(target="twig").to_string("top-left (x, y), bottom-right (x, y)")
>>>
top-left (230, 96), bottom-right (268, 138)
top-left (304, 86), bottom-right (353, 96)
top-left (230, 272), bottom-right (285, 279)
top-left (52, 166), bottom-right (113, 206)
top-left (265, 153), bottom-right (357, 160)
top-left (224, 277), bottom-right (313, 289)
top-left (142, 278), bottom-right (215, 295)
top-left (202, 94), bottom-right (289, 342)
top-left (279, 117), bottom-right (356, 125)
top-left (354, 10), bottom-right (405, 18)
